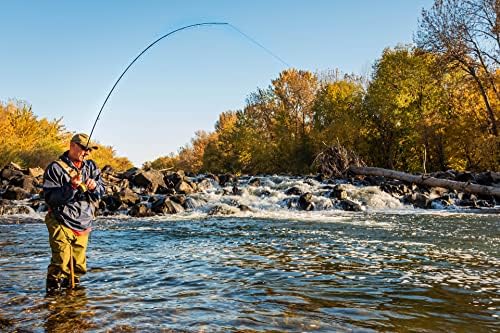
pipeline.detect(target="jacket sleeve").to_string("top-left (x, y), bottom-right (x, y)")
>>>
top-left (88, 160), bottom-right (105, 201)
top-left (43, 162), bottom-right (77, 207)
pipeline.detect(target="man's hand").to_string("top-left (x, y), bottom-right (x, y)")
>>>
top-left (71, 174), bottom-right (82, 189)
top-left (85, 178), bottom-right (97, 191)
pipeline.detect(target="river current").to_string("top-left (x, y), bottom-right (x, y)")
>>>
top-left (0, 210), bottom-right (498, 332)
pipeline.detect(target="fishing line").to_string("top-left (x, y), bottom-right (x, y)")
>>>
top-left (86, 22), bottom-right (290, 147)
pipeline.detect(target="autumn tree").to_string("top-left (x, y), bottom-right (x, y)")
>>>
top-left (416, 0), bottom-right (499, 136)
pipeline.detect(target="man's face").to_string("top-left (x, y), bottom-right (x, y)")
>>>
top-left (69, 142), bottom-right (90, 162)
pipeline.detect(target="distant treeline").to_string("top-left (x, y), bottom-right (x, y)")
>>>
top-left (0, 102), bottom-right (133, 171)
top-left (148, 0), bottom-right (499, 174)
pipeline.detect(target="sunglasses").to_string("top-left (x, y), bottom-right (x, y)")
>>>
top-left (76, 143), bottom-right (91, 152)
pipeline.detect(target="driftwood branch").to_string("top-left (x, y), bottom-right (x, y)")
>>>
top-left (349, 166), bottom-right (500, 198)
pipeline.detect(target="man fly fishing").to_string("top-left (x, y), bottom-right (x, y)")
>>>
top-left (43, 133), bottom-right (105, 294)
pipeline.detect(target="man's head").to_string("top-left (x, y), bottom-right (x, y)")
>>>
top-left (68, 133), bottom-right (98, 162)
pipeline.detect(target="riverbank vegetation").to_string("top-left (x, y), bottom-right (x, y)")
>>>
top-left (149, 0), bottom-right (499, 174)
top-left (0, 101), bottom-right (133, 171)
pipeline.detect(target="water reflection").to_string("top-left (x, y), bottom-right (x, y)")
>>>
top-left (0, 213), bottom-right (498, 332)
top-left (43, 288), bottom-right (95, 332)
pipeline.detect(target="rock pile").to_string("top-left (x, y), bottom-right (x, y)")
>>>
top-left (0, 161), bottom-right (498, 217)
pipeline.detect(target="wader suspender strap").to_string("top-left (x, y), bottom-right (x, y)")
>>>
top-left (54, 159), bottom-right (79, 178)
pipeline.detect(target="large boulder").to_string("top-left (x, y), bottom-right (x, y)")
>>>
top-left (10, 175), bottom-right (40, 194)
top-left (132, 170), bottom-right (167, 193)
top-left (113, 188), bottom-right (141, 206)
top-left (151, 197), bottom-right (184, 214)
top-left (1, 162), bottom-right (25, 181)
top-left (2, 186), bottom-right (32, 200)
top-left (120, 167), bottom-right (141, 180)
top-left (28, 167), bottom-right (44, 178)
top-left (175, 180), bottom-right (195, 195)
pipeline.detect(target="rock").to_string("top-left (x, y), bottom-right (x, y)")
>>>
top-left (10, 175), bottom-right (40, 194)
top-left (151, 197), bottom-right (184, 214)
top-left (120, 167), bottom-right (141, 180)
top-left (184, 197), bottom-right (199, 209)
top-left (404, 193), bottom-right (431, 209)
top-left (170, 194), bottom-right (186, 206)
top-left (455, 171), bottom-right (474, 183)
top-left (314, 174), bottom-right (326, 182)
top-left (298, 192), bottom-right (315, 211)
top-left (114, 188), bottom-right (141, 206)
top-left (430, 195), bottom-right (453, 208)
top-left (164, 171), bottom-right (183, 188)
top-left (30, 200), bottom-right (48, 212)
top-left (197, 178), bottom-right (215, 191)
top-left (232, 185), bottom-right (243, 196)
top-left (102, 195), bottom-right (122, 211)
top-left (128, 203), bottom-right (153, 217)
top-left (175, 180), bottom-right (194, 194)
top-left (248, 177), bottom-right (261, 187)
top-left (218, 174), bottom-right (237, 187)
top-left (132, 170), bottom-right (167, 193)
top-left (474, 172), bottom-right (494, 186)
top-left (429, 187), bottom-right (449, 199)
top-left (207, 204), bottom-right (238, 216)
top-left (285, 186), bottom-right (303, 196)
top-left (2, 186), bottom-right (32, 200)
top-left (238, 204), bottom-right (252, 212)
top-left (339, 199), bottom-right (363, 211)
top-left (380, 183), bottom-right (410, 197)
top-left (330, 184), bottom-right (349, 200)
top-left (0, 204), bottom-right (33, 215)
top-left (205, 173), bottom-right (220, 184)
top-left (1, 166), bottom-right (25, 181)
top-left (28, 167), bottom-right (44, 178)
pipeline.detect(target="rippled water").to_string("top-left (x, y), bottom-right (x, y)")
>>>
top-left (0, 212), bottom-right (499, 332)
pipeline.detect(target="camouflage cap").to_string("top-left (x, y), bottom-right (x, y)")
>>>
top-left (70, 133), bottom-right (99, 150)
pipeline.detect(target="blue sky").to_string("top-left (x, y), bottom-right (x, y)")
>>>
top-left (0, 0), bottom-right (433, 166)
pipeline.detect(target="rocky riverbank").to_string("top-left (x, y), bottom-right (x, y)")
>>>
top-left (0, 162), bottom-right (498, 217)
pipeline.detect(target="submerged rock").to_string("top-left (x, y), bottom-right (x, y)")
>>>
top-left (298, 192), bottom-right (315, 211)
top-left (285, 186), bottom-right (303, 196)
top-left (339, 199), bottom-right (363, 212)
top-left (207, 204), bottom-right (239, 216)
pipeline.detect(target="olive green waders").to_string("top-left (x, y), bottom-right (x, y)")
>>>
top-left (45, 212), bottom-right (89, 290)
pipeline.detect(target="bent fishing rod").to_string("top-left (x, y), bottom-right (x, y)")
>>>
top-left (85, 22), bottom-right (289, 148)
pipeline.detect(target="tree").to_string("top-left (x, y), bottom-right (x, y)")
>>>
top-left (416, 0), bottom-right (500, 136)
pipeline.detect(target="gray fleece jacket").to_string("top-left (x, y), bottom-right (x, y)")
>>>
top-left (43, 151), bottom-right (105, 231)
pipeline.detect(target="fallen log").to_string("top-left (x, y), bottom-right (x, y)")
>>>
top-left (349, 166), bottom-right (500, 199)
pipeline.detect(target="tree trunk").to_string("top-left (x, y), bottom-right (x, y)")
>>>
top-left (349, 166), bottom-right (500, 198)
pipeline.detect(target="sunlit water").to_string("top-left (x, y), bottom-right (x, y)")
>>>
top-left (0, 211), bottom-right (499, 332)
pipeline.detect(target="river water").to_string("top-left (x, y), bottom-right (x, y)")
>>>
top-left (0, 211), bottom-right (499, 332)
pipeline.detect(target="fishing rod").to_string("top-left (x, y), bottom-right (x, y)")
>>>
top-left (86, 22), bottom-right (289, 148)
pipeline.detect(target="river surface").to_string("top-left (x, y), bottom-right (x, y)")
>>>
top-left (0, 211), bottom-right (499, 332)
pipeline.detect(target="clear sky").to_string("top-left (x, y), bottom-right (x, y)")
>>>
top-left (0, 0), bottom-right (434, 166)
